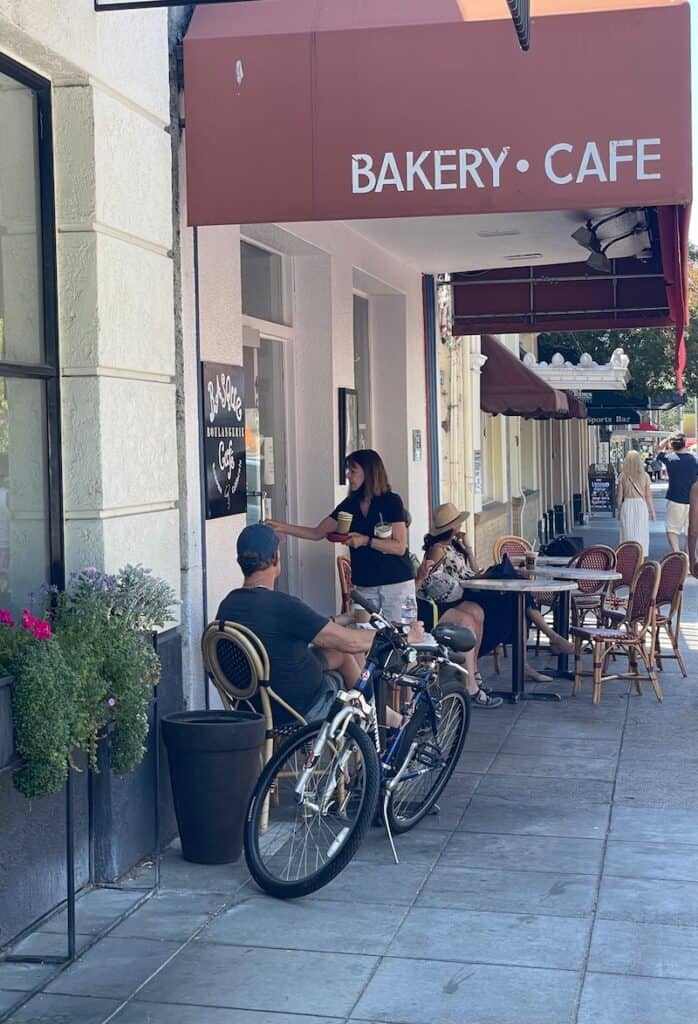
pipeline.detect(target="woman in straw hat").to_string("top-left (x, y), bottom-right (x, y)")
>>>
top-left (419, 503), bottom-right (573, 695)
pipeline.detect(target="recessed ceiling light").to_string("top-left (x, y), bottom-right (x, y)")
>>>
top-left (505, 252), bottom-right (542, 260)
top-left (476, 228), bottom-right (522, 238)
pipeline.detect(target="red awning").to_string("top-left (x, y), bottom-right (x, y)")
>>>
top-left (480, 335), bottom-right (569, 419)
top-left (184, 0), bottom-right (691, 226)
top-left (565, 395), bottom-right (588, 421)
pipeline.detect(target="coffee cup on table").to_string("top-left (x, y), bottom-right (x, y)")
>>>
top-left (336, 512), bottom-right (353, 535)
top-left (525, 551), bottom-right (538, 572)
top-left (374, 522), bottom-right (393, 539)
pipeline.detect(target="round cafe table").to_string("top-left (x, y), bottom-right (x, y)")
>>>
top-left (509, 554), bottom-right (572, 568)
top-left (532, 566), bottom-right (622, 675)
top-left (460, 577), bottom-right (577, 703)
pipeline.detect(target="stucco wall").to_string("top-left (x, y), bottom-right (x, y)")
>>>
top-left (179, 210), bottom-right (428, 705)
top-left (0, 2), bottom-right (180, 617)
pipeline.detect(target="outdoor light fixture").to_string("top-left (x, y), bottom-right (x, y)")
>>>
top-left (506, 0), bottom-right (530, 51)
top-left (571, 208), bottom-right (642, 253)
top-left (586, 224), bottom-right (648, 274)
top-left (571, 221), bottom-right (596, 252)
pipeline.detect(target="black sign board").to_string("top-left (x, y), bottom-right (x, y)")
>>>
top-left (201, 362), bottom-right (247, 520)
top-left (94, 1), bottom-right (250, 11)
top-left (588, 473), bottom-right (615, 515)
top-left (588, 411), bottom-right (641, 426)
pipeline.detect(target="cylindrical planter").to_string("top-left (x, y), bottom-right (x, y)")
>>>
top-left (162, 710), bottom-right (265, 864)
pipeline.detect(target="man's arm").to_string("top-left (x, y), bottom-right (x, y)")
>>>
top-left (312, 619), bottom-right (425, 654)
top-left (688, 481), bottom-right (698, 576)
top-left (312, 620), bottom-right (374, 655)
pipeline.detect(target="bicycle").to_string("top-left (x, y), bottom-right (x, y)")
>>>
top-left (244, 599), bottom-right (474, 898)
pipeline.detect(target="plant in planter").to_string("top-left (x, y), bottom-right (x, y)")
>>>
top-left (0, 565), bottom-right (176, 800)
top-left (0, 610), bottom-right (75, 798)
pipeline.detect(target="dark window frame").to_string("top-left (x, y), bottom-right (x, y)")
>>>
top-left (0, 52), bottom-right (64, 590)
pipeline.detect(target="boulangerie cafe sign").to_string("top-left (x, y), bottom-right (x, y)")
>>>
top-left (201, 362), bottom-right (247, 520)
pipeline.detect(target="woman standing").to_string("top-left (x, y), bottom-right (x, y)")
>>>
top-left (616, 450), bottom-right (655, 556)
top-left (267, 449), bottom-right (415, 622)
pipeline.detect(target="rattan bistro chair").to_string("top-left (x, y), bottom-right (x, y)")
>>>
top-left (653, 551), bottom-right (689, 677)
top-left (570, 561), bottom-right (663, 705)
top-left (608, 541), bottom-right (644, 610)
top-left (202, 621), bottom-right (307, 771)
top-left (337, 556), bottom-right (353, 614)
top-left (569, 545), bottom-right (617, 628)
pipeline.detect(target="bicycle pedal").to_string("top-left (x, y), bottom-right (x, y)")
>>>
top-left (415, 743), bottom-right (443, 769)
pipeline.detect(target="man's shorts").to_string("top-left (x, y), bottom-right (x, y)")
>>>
top-left (666, 500), bottom-right (690, 536)
top-left (303, 649), bottom-right (342, 721)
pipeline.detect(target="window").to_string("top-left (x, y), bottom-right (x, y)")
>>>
top-left (240, 241), bottom-right (288, 325)
top-left (0, 57), bottom-right (62, 616)
top-left (353, 294), bottom-right (371, 449)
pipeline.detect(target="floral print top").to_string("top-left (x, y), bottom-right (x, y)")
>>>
top-left (419, 542), bottom-right (474, 605)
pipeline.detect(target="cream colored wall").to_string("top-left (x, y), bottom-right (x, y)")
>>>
top-left (0, 3), bottom-right (180, 619)
top-left (179, 213), bottom-right (429, 703)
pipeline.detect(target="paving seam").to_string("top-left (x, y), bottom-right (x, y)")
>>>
top-left (572, 682), bottom-right (634, 1024)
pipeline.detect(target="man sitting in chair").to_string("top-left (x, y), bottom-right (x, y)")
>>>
top-left (216, 523), bottom-right (423, 723)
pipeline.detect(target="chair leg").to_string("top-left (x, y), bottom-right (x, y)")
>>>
top-left (592, 641), bottom-right (603, 704)
top-left (654, 625), bottom-right (663, 671)
top-left (493, 647), bottom-right (501, 674)
top-left (639, 644), bottom-right (663, 702)
top-left (573, 637), bottom-right (583, 697)
top-left (629, 646), bottom-right (643, 695)
top-left (667, 622), bottom-right (688, 678)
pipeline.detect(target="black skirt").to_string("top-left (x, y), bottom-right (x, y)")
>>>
top-left (438, 589), bottom-right (535, 656)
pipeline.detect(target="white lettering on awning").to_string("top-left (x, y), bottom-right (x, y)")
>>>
top-left (351, 139), bottom-right (663, 194)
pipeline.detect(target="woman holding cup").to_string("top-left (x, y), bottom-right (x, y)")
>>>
top-left (266, 449), bottom-right (416, 622)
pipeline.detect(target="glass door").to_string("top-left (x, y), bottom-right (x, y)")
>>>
top-left (243, 334), bottom-right (289, 589)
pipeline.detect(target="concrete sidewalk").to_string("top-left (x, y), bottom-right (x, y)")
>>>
top-left (1, 494), bottom-right (696, 1024)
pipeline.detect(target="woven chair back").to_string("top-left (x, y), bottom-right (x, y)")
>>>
top-left (201, 621), bottom-right (268, 705)
top-left (613, 541), bottom-right (643, 591)
top-left (656, 552), bottom-right (689, 611)
top-left (627, 561), bottom-right (660, 627)
top-left (572, 545), bottom-right (616, 595)
top-left (493, 535), bottom-right (530, 562)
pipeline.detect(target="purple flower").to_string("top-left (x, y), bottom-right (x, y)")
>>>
top-left (107, 698), bottom-right (116, 708)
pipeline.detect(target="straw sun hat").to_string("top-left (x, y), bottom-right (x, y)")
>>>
top-left (430, 502), bottom-right (467, 534)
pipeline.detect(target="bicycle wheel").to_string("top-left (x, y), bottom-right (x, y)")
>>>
top-left (386, 677), bottom-right (470, 835)
top-left (244, 720), bottom-right (380, 899)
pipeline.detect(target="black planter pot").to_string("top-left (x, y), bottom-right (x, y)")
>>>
top-left (162, 710), bottom-right (265, 865)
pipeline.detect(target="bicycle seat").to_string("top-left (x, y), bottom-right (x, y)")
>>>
top-left (432, 623), bottom-right (476, 653)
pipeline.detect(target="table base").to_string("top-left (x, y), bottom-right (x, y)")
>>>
top-left (489, 688), bottom-right (562, 704)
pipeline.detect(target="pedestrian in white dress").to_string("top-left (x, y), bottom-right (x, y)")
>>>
top-left (616, 450), bottom-right (655, 557)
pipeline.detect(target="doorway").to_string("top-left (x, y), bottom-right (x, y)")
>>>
top-left (243, 333), bottom-right (289, 589)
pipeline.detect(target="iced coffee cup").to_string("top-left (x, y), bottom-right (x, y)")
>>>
top-left (374, 522), bottom-right (393, 540)
top-left (525, 551), bottom-right (538, 572)
top-left (336, 511), bottom-right (353, 535)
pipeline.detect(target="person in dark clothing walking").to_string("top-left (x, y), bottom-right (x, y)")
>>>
top-left (658, 434), bottom-right (698, 553)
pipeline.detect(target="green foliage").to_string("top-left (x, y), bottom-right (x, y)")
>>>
top-left (10, 638), bottom-right (74, 799)
top-left (0, 564), bottom-right (175, 800)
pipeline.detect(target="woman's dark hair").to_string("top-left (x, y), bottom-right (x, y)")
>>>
top-left (422, 528), bottom-right (455, 552)
top-left (345, 449), bottom-right (391, 501)
top-left (671, 434), bottom-right (687, 451)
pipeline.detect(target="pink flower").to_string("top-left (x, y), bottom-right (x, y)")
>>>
top-left (21, 610), bottom-right (52, 640)
top-left (0, 609), bottom-right (15, 628)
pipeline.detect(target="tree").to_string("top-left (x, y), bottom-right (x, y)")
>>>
top-left (539, 245), bottom-right (698, 399)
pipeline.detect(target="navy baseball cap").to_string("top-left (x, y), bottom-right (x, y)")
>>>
top-left (236, 523), bottom-right (280, 561)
